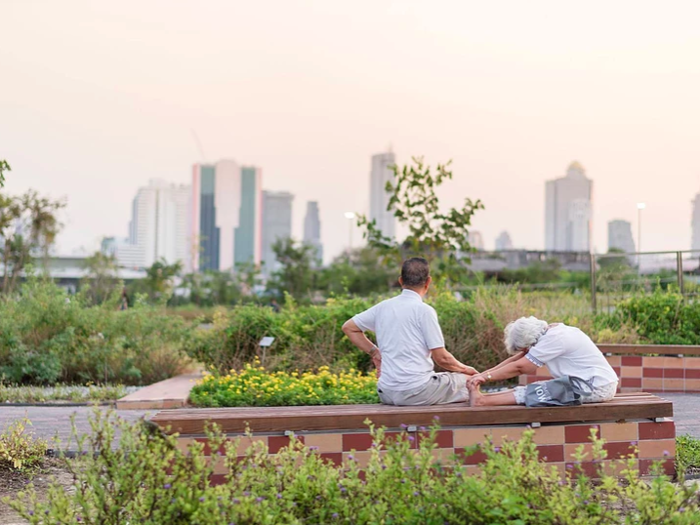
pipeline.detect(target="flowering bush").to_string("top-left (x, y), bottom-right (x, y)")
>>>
top-left (6, 411), bottom-right (700, 524)
top-left (189, 361), bottom-right (378, 407)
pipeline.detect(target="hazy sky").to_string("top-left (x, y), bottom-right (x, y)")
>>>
top-left (3, 0), bottom-right (700, 262)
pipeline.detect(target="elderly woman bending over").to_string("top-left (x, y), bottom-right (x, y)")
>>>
top-left (467, 317), bottom-right (618, 407)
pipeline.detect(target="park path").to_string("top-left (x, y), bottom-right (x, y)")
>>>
top-left (1, 393), bottom-right (699, 450)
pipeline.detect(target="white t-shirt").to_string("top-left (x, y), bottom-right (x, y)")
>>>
top-left (526, 324), bottom-right (618, 387)
top-left (352, 289), bottom-right (445, 391)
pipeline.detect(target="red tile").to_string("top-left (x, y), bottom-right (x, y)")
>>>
top-left (622, 356), bottom-right (642, 366)
top-left (319, 453), bottom-right (343, 466)
top-left (639, 422), bottom-right (675, 440)
top-left (643, 368), bottom-right (663, 378)
top-left (603, 441), bottom-right (637, 459)
top-left (612, 367), bottom-right (621, 377)
top-left (664, 368), bottom-right (684, 378)
top-left (565, 425), bottom-right (600, 443)
top-left (685, 369), bottom-right (700, 379)
top-left (620, 377), bottom-right (642, 388)
top-left (536, 444), bottom-right (564, 462)
top-left (639, 459), bottom-right (675, 477)
top-left (268, 435), bottom-right (305, 454)
top-left (417, 430), bottom-right (453, 449)
top-left (456, 447), bottom-right (488, 465)
top-left (342, 433), bottom-right (373, 451)
top-left (209, 474), bottom-right (227, 486)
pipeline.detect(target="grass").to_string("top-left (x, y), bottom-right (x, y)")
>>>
top-left (0, 384), bottom-right (139, 404)
top-left (677, 434), bottom-right (700, 472)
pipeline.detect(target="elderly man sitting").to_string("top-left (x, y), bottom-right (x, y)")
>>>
top-left (468, 316), bottom-right (619, 406)
top-left (342, 257), bottom-right (478, 406)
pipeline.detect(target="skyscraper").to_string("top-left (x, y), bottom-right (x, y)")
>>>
top-left (545, 162), bottom-right (593, 252)
top-left (303, 201), bottom-right (323, 264)
top-left (109, 179), bottom-right (191, 269)
top-left (608, 220), bottom-right (635, 253)
top-left (369, 152), bottom-right (396, 240)
top-left (191, 160), bottom-right (262, 272)
top-left (261, 191), bottom-right (294, 276)
top-left (495, 231), bottom-right (514, 251)
top-left (468, 231), bottom-right (485, 251)
top-left (692, 194), bottom-right (700, 251)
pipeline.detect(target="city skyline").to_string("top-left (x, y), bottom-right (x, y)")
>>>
top-left (5, 1), bottom-right (700, 259)
top-left (545, 162), bottom-right (593, 252)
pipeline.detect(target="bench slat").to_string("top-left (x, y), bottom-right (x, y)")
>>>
top-left (152, 393), bottom-right (673, 435)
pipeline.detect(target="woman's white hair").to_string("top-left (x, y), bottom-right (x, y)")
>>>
top-left (504, 316), bottom-right (549, 355)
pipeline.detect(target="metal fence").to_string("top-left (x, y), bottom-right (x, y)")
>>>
top-left (464, 249), bottom-right (700, 313)
top-left (591, 250), bottom-right (700, 312)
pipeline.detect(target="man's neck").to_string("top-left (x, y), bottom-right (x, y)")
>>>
top-left (402, 287), bottom-right (426, 299)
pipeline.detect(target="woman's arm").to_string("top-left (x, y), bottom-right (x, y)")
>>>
top-left (487, 351), bottom-right (527, 373)
top-left (468, 355), bottom-right (538, 387)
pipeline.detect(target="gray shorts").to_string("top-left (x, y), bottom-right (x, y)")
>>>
top-left (513, 380), bottom-right (618, 405)
top-left (378, 372), bottom-right (469, 406)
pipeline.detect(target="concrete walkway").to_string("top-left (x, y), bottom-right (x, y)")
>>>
top-left (2, 393), bottom-right (699, 451)
top-left (116, 373), bottom-right (200, 410)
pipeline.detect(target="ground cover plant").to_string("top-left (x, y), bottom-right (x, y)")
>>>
top-left (0, 419), bottom-right (47, 471)
top-left (0, 383), bottom-right (138, 404)
top-left (190, 361), bottom-right (378, 407)
top-left (0, 276), bottom-right (192, 386)
top-left (677, 435), bottom-right (700, 473)
top-left (5, 411), bottom-right (700, 524)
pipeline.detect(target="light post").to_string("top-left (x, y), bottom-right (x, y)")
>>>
top-left (637, 202), bottom-right (646, 274)
top-left (344, 212), bottom-right (356, 259)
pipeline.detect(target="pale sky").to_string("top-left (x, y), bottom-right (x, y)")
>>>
top-left (3, 0), bottom-right (700, 262)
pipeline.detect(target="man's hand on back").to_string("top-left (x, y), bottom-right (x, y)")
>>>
top-left (461, 365), bottom-right (479, 376)
top-left (372, 352), bottom-right (382, 378)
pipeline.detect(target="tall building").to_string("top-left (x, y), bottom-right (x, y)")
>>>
top-left (191, 160), bottom-right (263, 272)
top-left (608, 220), bottom-right (635, 253)
top-left (692, 194), bottom-right (700, 251)
top-left (108, 179), bottom-right (191, 269)
top-left (468, 231), bottom-right (485, 251)
top-left (495, 231), bottom-right (514, 251)
top-left (369, 152), bottom-right (396, 240)
top-left (544, 161), bottom-right (593, 252)
top-left (303, 201), bottom-right (323, 264)
top-left (261, 191), bottom-right (294, 276)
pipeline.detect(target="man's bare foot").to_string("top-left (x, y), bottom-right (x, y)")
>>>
top-left (468, 382), bottom-right (485, 407)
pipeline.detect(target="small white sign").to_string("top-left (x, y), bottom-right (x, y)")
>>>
top-left (259, 337), bottom-right (275, 347)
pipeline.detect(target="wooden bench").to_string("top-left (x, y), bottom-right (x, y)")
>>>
top-left (152, 392), bottom-right (675, 480)
top-left (519, 344), bottom-right (700, 393)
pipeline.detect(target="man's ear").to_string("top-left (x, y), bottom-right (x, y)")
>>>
top-left (426, 276), bottom-right (433, 287)
top-left (398, 276), bottom-right (404, 287)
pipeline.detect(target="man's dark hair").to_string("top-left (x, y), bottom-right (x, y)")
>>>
top-left (401, 257), bottom-right (430, 288)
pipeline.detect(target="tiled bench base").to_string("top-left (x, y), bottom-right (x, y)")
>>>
top-left (520, 356), bottom-right (700, 393)
top-left (172, 418), bottom-right (676, 483)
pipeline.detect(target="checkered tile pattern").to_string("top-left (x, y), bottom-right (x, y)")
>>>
top-left (173, 418), bottom-right (676, 482)
top-left (519, 356), bottom-right (700, 393)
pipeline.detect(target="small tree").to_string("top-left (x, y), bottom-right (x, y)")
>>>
top-left (0, 159), bottom-right (10, 187)
top-left (267, 238), bottom-right (316, 300)
top-left (357, 157), bottom-right (484, 285)
top-left (81, 251), bottom-right (120, 305)
top-left (0, 190), bottom-right (65, 294)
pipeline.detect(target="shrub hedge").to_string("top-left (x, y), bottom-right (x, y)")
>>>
top-left (6, 411), bottom-right (700, 524)
top-left (0, 277), bottom-right (191, 386)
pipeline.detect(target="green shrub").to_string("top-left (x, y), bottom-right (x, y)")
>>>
top-left (190, 362), bottom-right (378, 407)
top-left (595, 290), bottom-right (700, 345)
top-left (0, 276), bottom-right (192, 386)
top-left (6, 411), bottom-right (700, 524)
top-left (0, 418), bottom-right (47, 471)
top-left (677, 434), bottom-right (700, 471)
top-left (187, 287), bottom-right (631, 376)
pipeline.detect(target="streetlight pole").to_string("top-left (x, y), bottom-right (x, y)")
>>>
top-left (637, 202), bottom-right (646, 274)
top-left (344, 212), bottom-right (356, 260)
